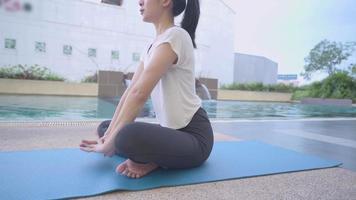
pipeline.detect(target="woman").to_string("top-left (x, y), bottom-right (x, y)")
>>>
top-left (80, 0), bottom-right (214, 179)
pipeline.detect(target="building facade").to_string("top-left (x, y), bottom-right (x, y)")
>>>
top-left (233, 53), bottom-right (278, 85)
top-left (0, 0), bottom-right (235, 85)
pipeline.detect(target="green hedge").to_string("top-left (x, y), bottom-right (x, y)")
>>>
top-left (220, 73), bottom-right (355, 103)
top-left (292, 72), bottom-right (356, 102)
top-left (0, 64), bottom-right (65, 81)
top-left (220, 82), bottom-right (297, 93)
top-left (81, 72), bottom-right (97, 83)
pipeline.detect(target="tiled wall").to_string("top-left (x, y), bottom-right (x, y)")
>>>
top-left (98, 70), bottom-right (126, 97)
top-left (98, 70), bottom-right (218, 99)
top-left (197, 78), bottom-right (218, 100)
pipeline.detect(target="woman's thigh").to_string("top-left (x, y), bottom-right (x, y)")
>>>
top-left (114, 122), bottom-right (208, 169)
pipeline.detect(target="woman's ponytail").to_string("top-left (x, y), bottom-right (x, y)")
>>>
top-left (172, 0), bottom-right (200, 48)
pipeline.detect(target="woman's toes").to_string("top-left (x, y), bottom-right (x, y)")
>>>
top-left (116, 163), bottom-right (126, 173)
top-left (126, 170), bottom-right (139, 178)
top-left (116, 159), bottom-right (130, 174)
top-left (117, 159), bottom-right (159, 178)
top-left (122, 168), bottom-right (130, 176)
top-left (127, 171), bottom-right (135, 178)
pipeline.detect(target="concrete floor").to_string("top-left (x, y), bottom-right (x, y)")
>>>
top-left (211, 118), bottom-right (356, 171)
top-left (1, 119), bottom-right (356, 200)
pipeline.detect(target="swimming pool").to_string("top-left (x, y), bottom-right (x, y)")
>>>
top-left (0, 94), bottom-right (355, 121)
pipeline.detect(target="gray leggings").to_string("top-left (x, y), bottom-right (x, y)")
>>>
top-left (97, 107), bottom-right (214, 169)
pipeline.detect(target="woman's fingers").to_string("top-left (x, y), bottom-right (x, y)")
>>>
top-left (79, 142), bottom-right (90, 147)
top-left (110, 150), bottom-right (116, 156)
top-left (80, 137), bottom-right (116, 156)
top-left (80, 146), bottom-right (94, 152)
top-left (81, 139), bottom-right (98, 145)
top-left (104, 152), bottom-right (112, 157)
top-left (80, 142), bottom-right (97, 149)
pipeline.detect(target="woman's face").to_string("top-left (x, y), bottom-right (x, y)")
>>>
top-left (139, 0), bottom-right (170, 22)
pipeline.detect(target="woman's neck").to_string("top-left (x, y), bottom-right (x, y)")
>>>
top-left (154, 13), bottom-right (175, 37)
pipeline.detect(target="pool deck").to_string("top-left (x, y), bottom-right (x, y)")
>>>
top-left (1, 118), bottom-right (356, 199)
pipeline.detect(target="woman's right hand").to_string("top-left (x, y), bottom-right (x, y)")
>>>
top-left (80, 134), bottom-right (116, 157)
top-left (80, 135), bottom-right (105, 150)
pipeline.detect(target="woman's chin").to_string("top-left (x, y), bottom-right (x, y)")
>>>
top-left (141, 15), bottom-right (153, 23)
top-left (141, 18), bottom-right (150, 23)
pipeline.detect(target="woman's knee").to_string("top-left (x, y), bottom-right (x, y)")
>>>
top-left (114, 122), bottom-right (147, 153)
top-left (97, 120), bottom-right (111, 137)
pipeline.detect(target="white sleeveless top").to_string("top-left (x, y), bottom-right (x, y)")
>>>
top-left (140, 26), bottom-right (202, 129)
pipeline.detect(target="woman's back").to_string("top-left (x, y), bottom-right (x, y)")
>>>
top-left (141, 26), bottom-right (202, 129)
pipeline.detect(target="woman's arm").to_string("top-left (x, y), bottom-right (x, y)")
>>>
top-left (106, 43), bottom-right (178, 141)
top-left (103, 61), bottom-right (145, 137)
top-left (80, 43), bottom-right (178, 156)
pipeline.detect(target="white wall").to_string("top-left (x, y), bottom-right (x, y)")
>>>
top-left (196, 0), bottom-right (235, 85)
top-left (0, 0), bottom-right (235, 84)
top-left (234, 53), bottom-right (278, 85)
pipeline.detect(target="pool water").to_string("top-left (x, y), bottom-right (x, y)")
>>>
top-left (0, 95), bottom-right (356, 121)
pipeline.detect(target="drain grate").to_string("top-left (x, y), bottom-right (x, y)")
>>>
top-left (0, 121), bottom-right (103, 128)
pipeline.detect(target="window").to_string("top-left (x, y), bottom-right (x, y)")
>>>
top-left (35, 42), bottom-right (46, 53)
top-left (88, 48), bottom-right (96, 57)
top-left (101, 0), bottom-right (123, 6)
top-left (132, 52), bottom-right (140, 62)
top-left (5, 38), bottom-right (16, 49)
top-left (111, 50), bottom-right (119, 60)
top-left (63, 45), bottom-right (72, 55)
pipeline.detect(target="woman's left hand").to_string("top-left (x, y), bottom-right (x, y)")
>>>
top-left (79, 135), bottom-right (116, 157)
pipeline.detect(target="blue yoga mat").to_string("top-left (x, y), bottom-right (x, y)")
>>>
top-left (0, 140), bottom-right (341, 200)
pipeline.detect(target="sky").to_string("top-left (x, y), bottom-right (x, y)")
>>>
top-left (222, 0), bottom-right (356, 84)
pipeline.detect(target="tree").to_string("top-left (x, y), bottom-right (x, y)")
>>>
top-left (301, 40), bottom-right (356, 80)
top-left (348, 63), bottom-right (356, 78)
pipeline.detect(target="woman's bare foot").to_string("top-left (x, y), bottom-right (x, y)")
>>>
top-left (116, 159), bottom-right (159, 179)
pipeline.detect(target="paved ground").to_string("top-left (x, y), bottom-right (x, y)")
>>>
top-left (211, 118), bottom-right (356, 171)
top-left (0, 121), bottom-right (240, 151)
top-left (1, 119), bottom-right (356, 200)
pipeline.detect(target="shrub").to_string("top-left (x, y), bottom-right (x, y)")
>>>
top-left (0, 64), bottom-right (65, 81)
top-left (220, 82), bottom-right (297, 93)
top-left (220, 74), bottom-right (356, 103)
top-left (318, 72), bottom-right (355, 99)
top-left (81, 71), bottom-right (98, 83)
top-left (292, 72), bottom-right (356, 102)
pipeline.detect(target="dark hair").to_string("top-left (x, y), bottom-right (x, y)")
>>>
top-left (172, 0), bottom-right (200, 48)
